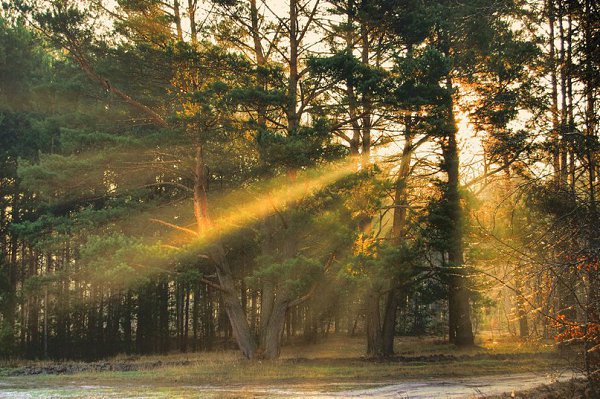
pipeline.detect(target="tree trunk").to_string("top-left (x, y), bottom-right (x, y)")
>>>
top-left (260, 301), bottom-right (288, 359)
top-left (183, 285), bottom-right (190, 352)
top-left (566, 11), bottom-right (575, 190)
top-left (192, 144), bottom-right (256, 357)
top-left (548, 0), bottom-right (561, 182)
top-left (380, 116), bottom-right (414, 356)
top-left (43, 286), bottom-right (48, 359)
top-left (443, 78), bottom-right (474, 346)
top-left (203, 285), bottom-right (214, 350)
top-left (344, 4), bottom-right (362, 158)
top-left (260, 281), bottom-right (275, 345)
top-left (188, 0), bottom-right (197, 43)
top-left (159, 280), bottom-right (169, 353)
top-left (365, 293), bottom-right (383, 357)
top-left (6, 194), bottom-right (19, 337)
top-left (360, 21), bottom-right (371, 167)
top-left (192, 282), bottom-right (199, 351)
top-left (583, 0), bottom-right (599, 390)
top-left (381, 287), bottom-right (398, 356)
top-left (123, 291), bottom-right (132, 354)
top-left (173, 0), bottom-right (183, 41)
top-left (558, 0), bottom-right (568, 186)
top-left (288, 0), bottom-right (299, 133)
top-left (250, 290), bottom-right (257, 334)
top-left (204, 238), bottom-right (256, 356)
top-left (514, 267), bottom-right (529, 339)
top-left (249, 0), bottom-right (267, 129)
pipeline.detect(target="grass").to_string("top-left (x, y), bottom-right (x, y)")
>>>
top-left (0, 334), bottom-right (572, 385)
top-left (279, 333), bottom-right (557, 359)
top-left (0, 333), bottom-right (580, 399)
top-left (53, 355), bottom-right (563, 386)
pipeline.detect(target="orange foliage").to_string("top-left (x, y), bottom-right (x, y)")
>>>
top-left (553, 315), bottom-right (600, 370)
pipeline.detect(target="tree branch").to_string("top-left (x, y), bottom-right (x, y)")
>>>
top-left (149, 218), bottom-right (199, 236)
top-left (141, 182), bottom-right (194, 193)
top-left (200, 277), bottom-right (226, 292)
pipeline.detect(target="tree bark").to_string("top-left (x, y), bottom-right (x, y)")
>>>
top-left (443, 78), bottom-right (474, 346)
top-left (188, 0), bottom-right (197, 43)
top-left (558, 0), bottom-right (568, 186)
top-left (547, 0), bottom-right (561, 182)
top-left (583, 0), bottom-right (599, 390)
top-left (380, 116), bottom-right (414, 356)
top-left (514, 266), bottom-right (529, 339)
top-left (192, 145), bottom-right (257, 358)
top-left (365, 292), bottom-right (383, 357)
top-left (381, 287), bottom-right (399, 356)
top-left (261, 301), bottom-right (288, 359)
top-left (343, 3), bottom-right (362, 158)
top-left (249, 0), bottom-right (267, 129)
top-left (360, 21), bottom-right (371, 167)
top-left (288, 0), bottom-right (299, 133)
top-left (173, 0), bottom-right (183, 41)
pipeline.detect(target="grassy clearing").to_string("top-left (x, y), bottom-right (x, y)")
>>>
top-left (280, 333), bottom-right (557, 359)
top-left (0, 334), bottom-right (574, 393)
top-left (36, 355), bottom-right (564, 386)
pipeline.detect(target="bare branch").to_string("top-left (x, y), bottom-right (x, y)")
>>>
top-left (149, 218), bottom-right (199, 236)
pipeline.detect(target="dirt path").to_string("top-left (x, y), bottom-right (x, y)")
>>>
top-left (319, 372), bottom-right (577, 398)
top-left (0, 372), bottom-right (580, 398)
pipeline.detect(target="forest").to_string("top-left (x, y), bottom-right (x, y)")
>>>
top-left (0, 0), bottom-right (598, 397)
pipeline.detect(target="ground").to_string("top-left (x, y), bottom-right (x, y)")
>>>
top-left (488, 379), bottom-right (593, 399)
top-left (0, 334), bottom-right (585, 398)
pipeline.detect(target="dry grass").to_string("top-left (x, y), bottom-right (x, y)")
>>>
top-left (279, 332), bottom-right (556, 359)
top-left (0, 333), bottom-right (573, 392)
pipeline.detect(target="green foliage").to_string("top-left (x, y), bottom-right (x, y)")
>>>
top-left (256, 119), bottom-right (347, 170)
top-left (391, 46), bottom-right (452, 107)
top-left (77, 233), bottom-right (175, 288)
top-left (18, 153), bottom-right (109, 198)
top-left (485, 129), bottom-right (530, 164)
top-left (0, 17), bottom-right (48, 109)
top-left (0, 112), bottom-right (46, 164)
top-left (249, 255), bottom-right (322, 296)
top-left (59, 128), bottom-right (141, 154)
top-left (32, 1), bottom-right (93, 50)
top-left (422, 181), bottom-right (473, 259)
top-left (229, 86), bottom-right (287, 110)
top-left (309, 51), bottom-right (390, 97)
top-left (370, 0), bottom-right (434, 47)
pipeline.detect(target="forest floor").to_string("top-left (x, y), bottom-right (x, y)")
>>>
top-left (0, 334), bottom-right (585, 398)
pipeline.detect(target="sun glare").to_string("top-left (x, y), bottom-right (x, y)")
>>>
top-left (153, 156), bottom-right (360, 249)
